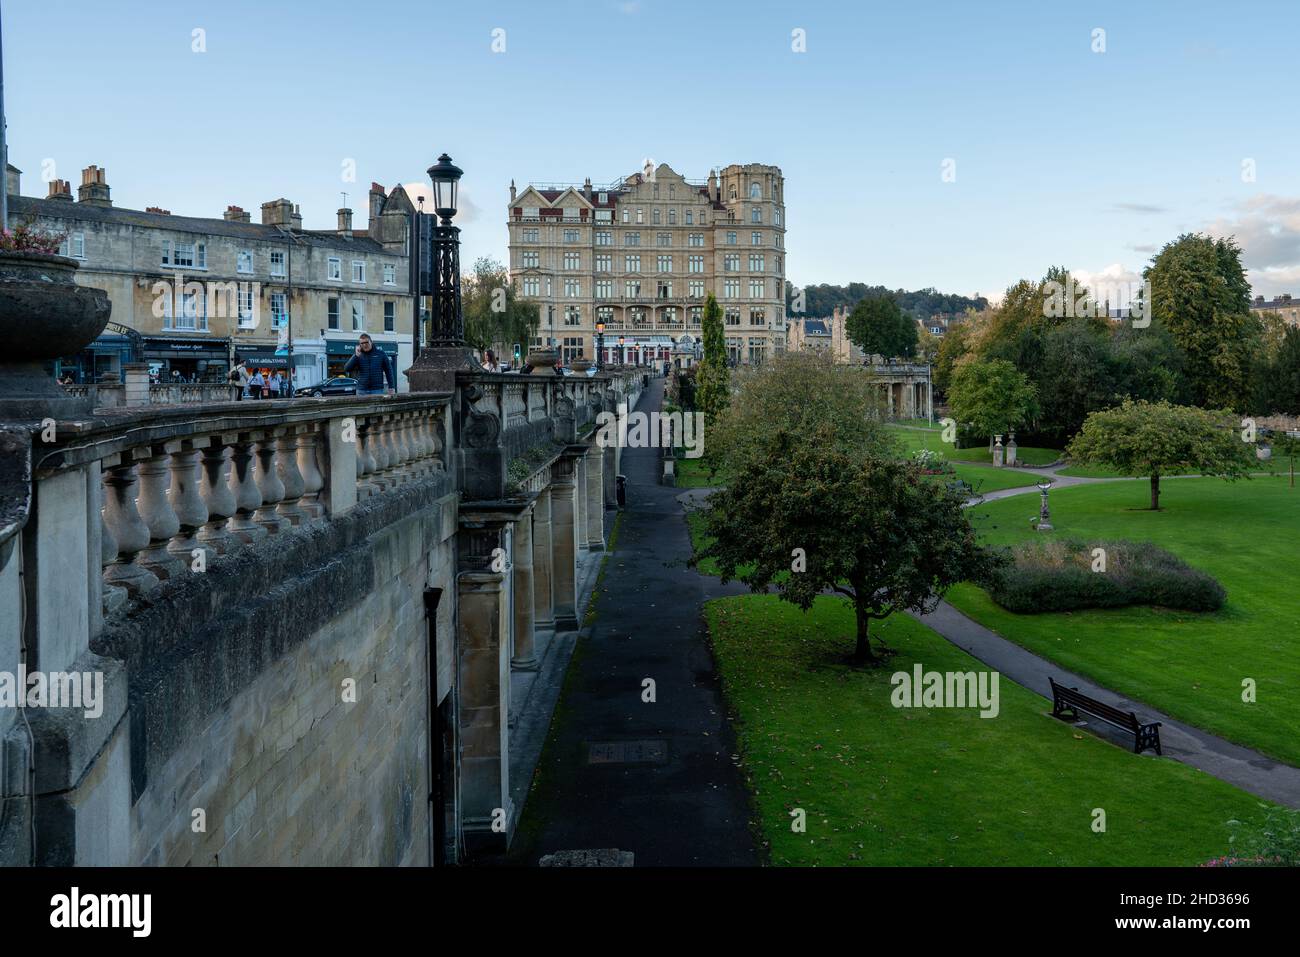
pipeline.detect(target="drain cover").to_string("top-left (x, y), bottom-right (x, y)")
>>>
top-left (586, 739), bottom-right (668, 765)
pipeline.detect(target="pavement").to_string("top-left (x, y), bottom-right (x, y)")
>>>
top-left (509, 376), bottom-right (759, 866)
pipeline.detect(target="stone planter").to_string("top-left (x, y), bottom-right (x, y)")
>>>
top-left (569, 357), bottom-right (593, 373)
top-left (526, 348), bottom-right (559, 369)
top-left (0, 251), bottom-right (112, 418)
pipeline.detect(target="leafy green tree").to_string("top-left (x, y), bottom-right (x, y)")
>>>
top-left (1110, 317), bottom-right (1189, 406)
top-left (695, 292), bottom-right (730, 419)
top-left (1066, 399), bottom-right (1252, 510)
top-left (947, 358), bottom-right (1038, 442)
top-left (1253, 325), bottom-right (1300, 415)
top-left (1037, 318), bottom-right (1117, 443)
top-left (1144, 234), bottom-right (1260, 409)
top-left (707, 350), bottom-right (886, 477)
top-left (697, 427), bottom-right (1002, 664)
top-left (462, 257), bottom-right (538, 357)
top-left (846, 295), bottom-right (917, 359)
top-left (933, 320), bottom-right (972, 393)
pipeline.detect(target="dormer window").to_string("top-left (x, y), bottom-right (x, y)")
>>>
top-left (598, 191), bottom-right (607, 204)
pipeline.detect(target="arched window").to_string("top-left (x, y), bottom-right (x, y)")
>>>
top-left (749, 182), bottom-right (761, 199)
top-left (728, 184), bottom-right (737, 200)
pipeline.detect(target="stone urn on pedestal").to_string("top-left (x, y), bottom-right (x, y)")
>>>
top-left (992, 434), bottom-right (1004, 467)
top-left (0, 251), bottom-right (111, 420)
top-left (526, 346), bottom-right (559, 372)
top-left (568, 356), bottom-right (593, 374)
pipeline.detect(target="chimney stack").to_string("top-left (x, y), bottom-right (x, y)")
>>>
top-left (224, 205), bottom-right (251, 222)
top-left (291, 204), bottom-right (303, 230)
top-left (78, 165), bottom-right (112, 207)
top-left (5, 163), bottom-right (20, 197)
top-left (583, 176), bottom-right (592, 200)
top-left (509, 179), bottom-right (517, 203)
top-left (46, 179), bottom-right (72, 201)
top-left (708, 168), bottom-right (719, 204)
top-left (145, 206), bottom-right (171, 215)
top-left (260, 198), bottom-right (294, 227)
top-left (337, 207), bottom-right (353, 236)
top-left (368, 182), bottom-right (386, 234)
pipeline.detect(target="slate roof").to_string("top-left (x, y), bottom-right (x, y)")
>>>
top-left (9, 195), bottom-right (391, 254)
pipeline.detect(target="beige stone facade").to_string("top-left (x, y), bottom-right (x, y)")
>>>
top-left (6, 166), bottom-right (416, 390)
top-left (507, 161), bottom-right (787, 367)
top-left (786, 305), bottom-right (865, 364)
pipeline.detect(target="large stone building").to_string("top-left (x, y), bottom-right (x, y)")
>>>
top-left (507, 161), bottom-right (787, 367)
top-left (5, 164), bottom-right (417, 390)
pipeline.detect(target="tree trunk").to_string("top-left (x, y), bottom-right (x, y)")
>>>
top-left (1150, 472), bottom-right (1160, 510)
top-left (853, 601), bottom-right (876, 665)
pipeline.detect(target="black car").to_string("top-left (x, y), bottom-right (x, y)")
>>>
top-left (294, 376), bottom-right (358, 398)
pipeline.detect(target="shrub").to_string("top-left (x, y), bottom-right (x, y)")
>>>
top-left (1210, 806), bottom-right (1300, 867)
top-left (988, 538), bottom-right (1226, 614)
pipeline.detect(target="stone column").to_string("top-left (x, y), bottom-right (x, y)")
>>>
top-left (532, 487), bottom-right (555, 634)
top-left (584, 447), bottom-right (604, 550)
top-left (457, 525), bottom-right (514, 850)
top-left (550, 457), bottom-right (580, 631)
top-left (511, 507), bottom-right (538, 670)
top-left (575, 456), bottom-right (589, 554)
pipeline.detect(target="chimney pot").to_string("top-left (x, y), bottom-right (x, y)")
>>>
top-left (338, 207), bottom-right (353, 235)
top-left (46, 178), bottom-right (72, 201)
top-left (77, 165), bottom-right (113, 207)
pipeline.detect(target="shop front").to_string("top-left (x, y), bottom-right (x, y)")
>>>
top-left (143, 336), bottom-right (231, 384)
top-left (325, 338), bottom-right (400, 380)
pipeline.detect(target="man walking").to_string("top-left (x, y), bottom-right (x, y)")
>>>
top-left (344, 333), bottom-right (396, 396)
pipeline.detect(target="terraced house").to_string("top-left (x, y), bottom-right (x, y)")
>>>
top-left (5, 164), bottom-right (416, 389)
top-left (507, 161), bottom-right (788, 367)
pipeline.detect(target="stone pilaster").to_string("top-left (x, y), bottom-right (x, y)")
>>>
top-left (456, 523), bottom-right (513, 850)
top-left (575, 456), bottom-right (589, 554)
top-left (549, 457), bottom-right (580, 631)
top-left (510, 506), bottom-right (538, 671)
top-left (532, 488), bottom-right (555, 633)
top-left (584, 447), bottom-right (604, 550)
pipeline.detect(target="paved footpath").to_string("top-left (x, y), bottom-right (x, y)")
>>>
top-left (512, 376), bottom-right (758, 865)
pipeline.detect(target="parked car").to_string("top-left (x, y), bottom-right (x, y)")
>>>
top-left (295, 376), bottom-right (358, 397)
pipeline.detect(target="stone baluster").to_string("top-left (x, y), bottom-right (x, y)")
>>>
top-left (274, 431), bottom-right (307, 525)
top-left (101, 507), bottom-right (128, 615)
top-left (167, 439), bottom-right (210, 569)
top-left (196, 441), bottom-right (237, 554)
top-left (356, 418), bottom-right (378, 498)
top-left (102, 459), bottom-right (161, 596)
top-left (252, 434), bottom-right (288, 533)
top-left (225, 437), bottom-right (267, 543)
top-left (296, 424), bottom-right (326, 518)
top-left (136, 446), bottom-right (186, 580)
top-left (370, 417), bottom-right (393, 489)
top-left (390, 414), bottom-right (412, 480)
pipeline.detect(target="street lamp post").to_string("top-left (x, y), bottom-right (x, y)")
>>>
top-left (595, 319), bottom-right (605, 372)
top-left (618, 334), bottom-right (625, 367)
top-left (406, 153), bottom-right (477, 392)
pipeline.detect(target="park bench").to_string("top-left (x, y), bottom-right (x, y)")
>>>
top-left (1049, 677), bottom-right (1162, 755)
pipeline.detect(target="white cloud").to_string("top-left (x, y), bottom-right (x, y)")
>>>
top-left (1203, 193), bottom-right (1300, 298)
top-left (402, 181), bottom-right (482, 224)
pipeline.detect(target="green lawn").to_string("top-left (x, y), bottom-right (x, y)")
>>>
top-left (951, 476), bottom-right (1300, 764)
top-left (675, 456), bottom-right (726, 488)
top-left (885, 426), bottom-right (1045, 493)
top-left (706, 594), bottom-right (1265, 866)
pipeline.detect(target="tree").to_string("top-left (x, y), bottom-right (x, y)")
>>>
top-left (1253, 325), bottom-right (1300, 415)
top-left (697, 426), bottom-right (1001, 664)
top-left (933, 319), bottom-right (973, 393)
top-left (947, 358), bottom-right (1038, 443)
top-left (1144, 234), bottom-right (1260, 409)
top-left (695, 292), bottom-right (730, 419)
top-left (1036, 318), bottom-right (1118, 443)
top-left (462, 257), bottom-right (539, 357)
top-left (707, 350), bottom-right (886, 477)
top-left (1066, 399), bottom-right (1252, 510)
top-left (846, 295), bottom-right (917, 359)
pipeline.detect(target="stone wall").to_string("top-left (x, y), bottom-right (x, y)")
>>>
top-left (93, 476), bottom-right (457, 866)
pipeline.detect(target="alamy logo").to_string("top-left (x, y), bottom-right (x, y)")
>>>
top-left (890, 665), bottom-right (1000, 718)
top-left (151, 270), bottom-right (260, 323)
top-left (594, 403), bottom-right (704, 458)
top-left (50, 887), bottom-right (151, 937)
top-left (0, 666), bottom-right (104, 718)
top-left (1043, 276), bottom-right (1150, 327)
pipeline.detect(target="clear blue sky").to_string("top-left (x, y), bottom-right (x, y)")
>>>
top-left (7, 0), bottom-right (1300, 302)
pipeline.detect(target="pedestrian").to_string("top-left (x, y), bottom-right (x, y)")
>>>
top-left (268, 370), bottom-right (282, 398)
top-left (280, 372), bottom-right (292, 398)
top-left (481, 349), bottom-right (498, 373)
top-left (230, 361), bottom-right (250, 400)
top-left (249, 369), bottom-right (265, 400)
top-left (343, 333), bottom-right (396, 396)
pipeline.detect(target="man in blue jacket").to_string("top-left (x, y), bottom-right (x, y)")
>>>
top-left (343, 333), bottom-right (396, 396)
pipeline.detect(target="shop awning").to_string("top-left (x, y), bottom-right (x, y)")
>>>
top-left (143, 336), bottom-right (230, 359)
top-left (326, 339), bottom-right (400, 358)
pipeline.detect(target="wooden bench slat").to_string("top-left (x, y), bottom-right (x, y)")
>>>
top-left (1049, 677), bottom-right (1162, 755)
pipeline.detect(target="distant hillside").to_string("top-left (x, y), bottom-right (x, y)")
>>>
top-left (785, 281), bottom-right (988, 320)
